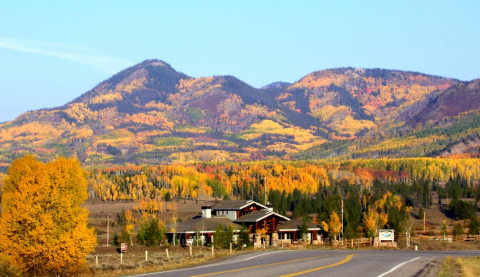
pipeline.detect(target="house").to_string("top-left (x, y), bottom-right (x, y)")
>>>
top-left (166, 200), bottom-right (325, 247)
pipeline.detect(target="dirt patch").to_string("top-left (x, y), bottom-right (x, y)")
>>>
top-left (441, 137), bottom-right (480, 156)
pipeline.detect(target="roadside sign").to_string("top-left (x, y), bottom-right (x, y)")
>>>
top-left (379, 229), bottom-right (394, 242)
top-left (121, 243), bottom-right (128, 253)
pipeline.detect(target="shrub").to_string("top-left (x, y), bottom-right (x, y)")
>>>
top-left (468, 216), bottom-right (479, 235)
top-left (453, 223), bottom-right (464, 237)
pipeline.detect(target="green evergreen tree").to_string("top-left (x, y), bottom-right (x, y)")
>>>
top-left (299, 216), bottom-right (310, 242)
top-left (164, 191), bottom-right (172, 201)
top-left (112, 232), bottom-right (120, 246)
top-left (418, 208), bottom-right (424, 220)
top-left (224, 225), bottom-right (235, 248)
top-left (343, 224), bottom-right (355, 240)
top-left (214, 224), bottom-right (225, 248)
top-left (237, 223), bottom-right (251, 249)
top-left (469, 216), bottom-right (480, 235)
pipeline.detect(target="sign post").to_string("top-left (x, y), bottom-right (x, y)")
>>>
top-left (121, 243), bottom-right (128, 253)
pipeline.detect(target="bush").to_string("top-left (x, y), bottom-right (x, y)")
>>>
top-left (469, 216), bottom-right (479, 235)
top-left (453, 223), bottom-right (464, 237)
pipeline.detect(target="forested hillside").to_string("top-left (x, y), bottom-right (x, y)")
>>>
top-left (83, 158), bottom-right (480, 240)
top-left (0, 60), bottom-right (478, 168)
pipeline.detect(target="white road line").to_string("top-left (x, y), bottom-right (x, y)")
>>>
top-left (377, 257), bottom-right (420, 277)
top-left (130, 251), bottom-right (292, 276)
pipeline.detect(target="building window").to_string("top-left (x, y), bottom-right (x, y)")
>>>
top-left (279, 233), bottom-right (292, 240)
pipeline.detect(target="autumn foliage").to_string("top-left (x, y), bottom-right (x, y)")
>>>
top-left (0, 156), bottom-right (97, 275)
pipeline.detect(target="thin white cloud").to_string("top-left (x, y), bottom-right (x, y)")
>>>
top-left (0, 38), bottom-right (133, 74)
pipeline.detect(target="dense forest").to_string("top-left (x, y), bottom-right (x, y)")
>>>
top-left (82, 158), bottom-right (480, 239)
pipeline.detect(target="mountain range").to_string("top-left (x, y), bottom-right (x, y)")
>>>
top-left (1, 59), bottom-right (479, 168)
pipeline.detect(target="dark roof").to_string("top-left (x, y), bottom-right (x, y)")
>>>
top-left (166, 217), bottom-right (242, 233)
top-left (277, 219), bottom-right (323, 231)
top-left (234, 210), bottom-right (290, 223)
top-left (212, 200), bottom-right (267, 210)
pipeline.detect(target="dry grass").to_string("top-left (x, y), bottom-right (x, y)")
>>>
top-left (455, 256), bottom-right (480, 277)
top-left (396, 236), bottom-right (480, 251)
top-left (79, 247), bottom-right (240, 277)
top-left (440, 256), bottom-right (480, 277)
top-left (439, 256), bottom-right (461, 277)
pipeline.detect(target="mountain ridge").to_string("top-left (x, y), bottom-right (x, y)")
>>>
top-left (0, 60), bottom-right (477, 167)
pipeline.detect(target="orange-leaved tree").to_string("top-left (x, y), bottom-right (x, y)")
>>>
top-left (0, 156), bottom-right (97, 275)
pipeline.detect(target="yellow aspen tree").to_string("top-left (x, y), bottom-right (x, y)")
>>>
top-left (363, 210), bottom-right (378, 238)
top-left (328, 211), bottom-right (341, 240)
top-left (0, 156), bottom-right (97, 275)
top-left (125, 210), bottom-right (134, 223)
top-left (256, 228), bottom-right (267, 242)
top-left (321, 221), bottom-right (329, 233)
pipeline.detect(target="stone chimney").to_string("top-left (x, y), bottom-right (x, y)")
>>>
top-left (266, 204), bottom-right (273, 212)
top-left (201, 206), bottom-right (212, 218)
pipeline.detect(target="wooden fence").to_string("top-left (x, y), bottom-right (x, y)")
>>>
top-left (331, 238), bottom-right (373, 249)
top-left (416, 234), bottom-right (480, 242)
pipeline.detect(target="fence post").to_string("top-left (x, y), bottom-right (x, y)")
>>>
top-left (230, 243), bottom-right (232, 253)
top-left (96, 255), bottom-right (98, 266)
top-left (212, 245), bottom-right (214, 256)
top-left (190, 246), bottom-right (192, 256)
top-left (166, 248), bottom-right (169, 258)
top-left (351, 239), bottom-right (353, 249)
top-left (146, 251), bottom-right (148, 261)
top-left (120, 253), bottom-right (123, 264)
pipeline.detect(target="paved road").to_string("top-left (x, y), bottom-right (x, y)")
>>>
top-left (132, 250), bottom-right (480, 277)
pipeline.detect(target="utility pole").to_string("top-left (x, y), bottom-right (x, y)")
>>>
top-left (106, 215), bottom-right (110, 246)
top-left (341, 199), bottom-right (344, 244)
top-left (423, 210), bottom-right (426, 232)
top-left (264, 177), bottom-right (267, 205)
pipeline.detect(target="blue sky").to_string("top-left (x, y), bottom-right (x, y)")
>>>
top-left (0, 1), bottom-right (479, 122)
